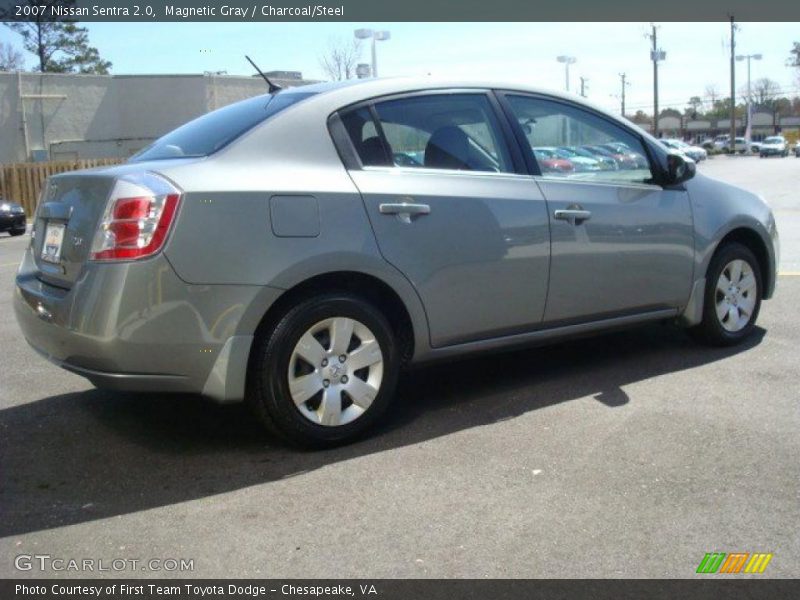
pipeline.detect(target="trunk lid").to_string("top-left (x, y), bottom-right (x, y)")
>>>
top-left (33, 173), bottom-right (116, 289)
top-left (32, 159), bottom-right (197, 289)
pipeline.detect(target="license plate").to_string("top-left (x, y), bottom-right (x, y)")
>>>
top-left (41, 222), bottom-right (65, 263)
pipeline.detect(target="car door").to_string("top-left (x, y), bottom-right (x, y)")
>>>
top-left (500, 93), bottom-right (694, 324)
top-left (335, 91), bottom-right (551, 348)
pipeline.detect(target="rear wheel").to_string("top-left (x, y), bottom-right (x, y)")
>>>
top-left (689, 243), bottom-right (762, 346)
top-left (247, 293), bottom-right (400, 448)
top-left (9, 227), bottom-right (25, 236)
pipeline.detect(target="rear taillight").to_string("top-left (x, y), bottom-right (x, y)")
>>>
top-left (91, 173), bottom-right (181, 261)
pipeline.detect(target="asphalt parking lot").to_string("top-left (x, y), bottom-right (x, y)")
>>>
top-left (1, 155), bottom-right (798, 579)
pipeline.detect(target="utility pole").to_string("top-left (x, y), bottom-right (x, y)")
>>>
top-left (579, 77), bottom-right (589, 98)
top-left (729, 16), bottom-right (737, 153)
top-left (619, 72), bottom-right (629, 116)
top-left (648, 25), bottom-right (666, 138)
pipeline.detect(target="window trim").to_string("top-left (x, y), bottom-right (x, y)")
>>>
top-left (331, 88), bottom-right (525, 176)
top-left (493, 90), bottom-right (668, 187)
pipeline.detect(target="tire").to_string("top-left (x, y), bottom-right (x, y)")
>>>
top-left (9, 227), bottom-right (26, 236)
top-left (247, 293), bottom-right (400, 448)
top-left (689, 242), bottom-right (762, 347)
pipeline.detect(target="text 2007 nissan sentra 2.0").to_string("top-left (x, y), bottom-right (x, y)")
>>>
top-left (14, 78), bottom-right (779, 447)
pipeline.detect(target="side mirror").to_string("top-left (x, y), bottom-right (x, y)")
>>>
top-left (666, 152), bottom-right (696, 185)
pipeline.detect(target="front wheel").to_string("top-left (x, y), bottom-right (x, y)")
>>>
top-left (247, 294), bottom-right (400, 448)
top-left (689, 243), bottom-right (762, 347)
top-left (9, 227), bottom-right (26, 236)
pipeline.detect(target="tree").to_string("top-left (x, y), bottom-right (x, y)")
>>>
top-left (659, 108), bottom-right (682, 119)
top-left (0, 42), bottom-right (24, 71)
top-left (790, 42), bottom-right (800, 67)
top-left (686, 96), bottom-right (703, 117)
top-left (4, 1), bottom-right (111, 74)
top-left (751, 78), bottom-right (781, 107)
top-left (319, 36), bottom-right (362, 81)
top-left (704, 84), bottom-right (719, 107)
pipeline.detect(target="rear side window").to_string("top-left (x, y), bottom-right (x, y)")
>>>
top-left (131, 92), bottom-right (315, 162)
top-left (340, 107), bottom-right (391, 167)
top-left (342, 93), bottom-right (512, 173)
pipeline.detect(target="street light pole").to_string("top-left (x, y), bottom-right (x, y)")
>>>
top-left (736, 52), bottom-right (762, 143)
top-left (619, 72), bottom-right (629, 116)
top-left (354, 29), bottom-right (391, 78)
top-left (556, 56), bottom-right (576, 92)
top-left (648, 25), bottom-right (666, 137)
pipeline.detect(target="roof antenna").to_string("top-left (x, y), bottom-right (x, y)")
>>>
top-left (245, 55), bottom-right (282, 93)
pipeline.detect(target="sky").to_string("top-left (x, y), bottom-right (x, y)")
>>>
top-left (3, 21), bottom-right (799, 115)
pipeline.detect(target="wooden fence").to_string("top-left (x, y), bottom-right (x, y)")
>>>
top-left (0, 158), bottom-right (124, 216)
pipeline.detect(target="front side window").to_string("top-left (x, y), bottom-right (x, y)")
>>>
top-left (505, 95), bottom-right (654, 185)
top-left (344, 93), bottom-right (513, 173)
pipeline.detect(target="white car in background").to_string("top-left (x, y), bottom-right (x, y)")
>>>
top-left (759, 136), bottom-right (789, 158)
top-left (660, 139), bottom-right (707, 162)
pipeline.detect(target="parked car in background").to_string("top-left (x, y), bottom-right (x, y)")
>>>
top-left (749, 140), bottom-right (761, 154)
top-left (599, 142), bottom-right (649, 168)
top-left (733, 137), bottom-right (750, 154)
top-left (532, 147), bottom-right (575, 174)
top-left (660, 139), bottom-right (707, 162)
top-left (759, 136), bottom-right (789, 158)
top-left (566, 146), bottom-right (618, 170)
top-left (14, 78), bottom-right (780, 447)
top-left (794, 143), bottom-right (800, 158)
top-left (583, 145), bottom-right (638, 169)
top-left (713, 134), bottom-right (730, 150)
top-left (1, 198), bottom-right (27, 236)
top-left (550, 147), bottom-right (602, 171)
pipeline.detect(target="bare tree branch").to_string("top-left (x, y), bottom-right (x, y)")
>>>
top-left (319, 37), bottom-right (362, 81)
top-left (0, 42), bottom-right (24, 71)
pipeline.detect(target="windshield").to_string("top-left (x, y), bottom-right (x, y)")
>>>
top-left (131, 91), bottom-right (316, 162)
top-left (764, 137), bottom-right (784, 144)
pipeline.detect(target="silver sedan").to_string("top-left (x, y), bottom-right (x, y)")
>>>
top-left (15, 78), bottom-right (779, 447)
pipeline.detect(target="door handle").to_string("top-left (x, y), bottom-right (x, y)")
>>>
top-left (554, 208), bottom-right (591, 225)
top-left (379, 202), bottom-right (431, 224)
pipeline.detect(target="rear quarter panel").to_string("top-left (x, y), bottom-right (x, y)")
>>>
top-left (152, 104), bottom-right (432, 358)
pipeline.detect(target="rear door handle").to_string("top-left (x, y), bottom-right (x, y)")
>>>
top-left (379, 202), bottom-right (431, 224)
top-left (554, 208), bottom-right (592, 225)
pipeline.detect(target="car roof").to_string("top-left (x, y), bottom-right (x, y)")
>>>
top-left (278, 76), bottom-right (652, 135)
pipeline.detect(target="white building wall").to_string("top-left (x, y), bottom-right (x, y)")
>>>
top-left (0, 71), bottom-right (309, 163)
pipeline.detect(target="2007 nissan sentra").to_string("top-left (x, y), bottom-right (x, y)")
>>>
top-left (14, 78), bottom-right (779, 447)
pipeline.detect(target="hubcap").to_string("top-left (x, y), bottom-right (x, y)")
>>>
top-left (715, 259), bottom-right (757, 332)
top-left (287, 317), bottom-right (384, 427)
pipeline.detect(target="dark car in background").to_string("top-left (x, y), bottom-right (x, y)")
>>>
top-left (1, 198), bottom-right (27, 236)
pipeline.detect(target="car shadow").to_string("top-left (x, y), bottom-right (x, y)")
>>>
top-left (0, 323), bottom-right (765, 537)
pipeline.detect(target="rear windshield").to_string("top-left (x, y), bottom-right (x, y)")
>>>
top-left (764, 137), bottom-right (784, 143)
top-left (131, 91), bottom-right (315, 162)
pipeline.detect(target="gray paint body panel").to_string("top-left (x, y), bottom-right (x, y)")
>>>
top-left (350, 168), bottom-right (550, 347)
top-left (13, 77), bottom-right (779, 402)
top-left (536, 179), bottom-right (695, 322)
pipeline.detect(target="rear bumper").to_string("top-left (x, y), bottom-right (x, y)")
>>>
top-left (27, 341), bottom-right (193, 393)
top-left (14, 247), bottom-right (280, 402)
